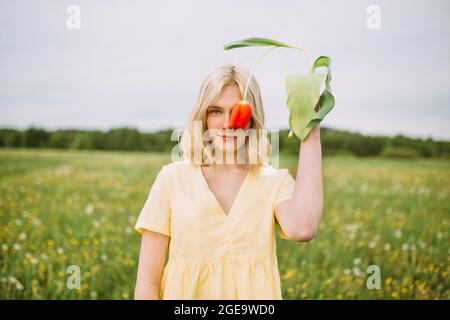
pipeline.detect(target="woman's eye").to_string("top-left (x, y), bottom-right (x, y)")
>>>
top-left (210, 109), bottom-right (222, 116)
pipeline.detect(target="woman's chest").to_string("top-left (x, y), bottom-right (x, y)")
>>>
top-left (202, 172), bottom-right (248, 216)
top-left (170, 171), bottom-right (277, 230)
top-left (169, 174), bottom-right (278, 253)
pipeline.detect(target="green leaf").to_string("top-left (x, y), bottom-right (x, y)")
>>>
top-left (284, 55), bottom-right (335, 140)
top-left (285, 73), bottom-right (325, 140)
top-left (223, 37), bottom-right (294, 50)
top-left (310, 56), bottom-right (335, 126)
top-left (313, 56), bottom-right (330, 69)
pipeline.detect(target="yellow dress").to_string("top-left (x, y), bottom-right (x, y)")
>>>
top-left (135, 160), bottom-right (296, 299)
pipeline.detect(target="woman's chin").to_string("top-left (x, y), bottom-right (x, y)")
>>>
top-left (213, 139), bottom-right (236, 153)
top-left (210, 136), bottom-right (246, 158)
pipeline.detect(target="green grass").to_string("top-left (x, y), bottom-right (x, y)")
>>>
top-left (0, 148), bottom-right (448, 299)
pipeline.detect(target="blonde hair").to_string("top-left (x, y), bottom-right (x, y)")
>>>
top-left (180, 63), bottom-right (272, 173)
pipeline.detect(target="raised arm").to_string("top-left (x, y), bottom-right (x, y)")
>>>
top-left (134, 230), bottom-right (170, 299)
top-left (275, 124), bottom-right (324, 242)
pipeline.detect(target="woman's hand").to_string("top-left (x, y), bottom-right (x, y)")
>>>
top-left (304, 123), bottom-right (321, 142)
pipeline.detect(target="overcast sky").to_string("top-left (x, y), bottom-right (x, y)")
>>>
top-left (1, 0), bottom-right (449, 140)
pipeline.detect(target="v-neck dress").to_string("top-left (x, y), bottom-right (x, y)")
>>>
top-left (135, 160), bottom-right (296, 299)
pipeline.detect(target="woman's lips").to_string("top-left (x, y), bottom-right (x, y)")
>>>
top-left (221, 135), bottom-right (236, 141)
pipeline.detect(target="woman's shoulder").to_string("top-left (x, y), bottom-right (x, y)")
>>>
top-left (257, 163), bottom-right (291, 177)
top-left (253, 164), bottom-right (294, 193)
top-left (162, 159), bottom-right (193, 169)
top-left (159, 160), bottom-right (195, 178)
top-left (150, 160), bottom-right (193, 190)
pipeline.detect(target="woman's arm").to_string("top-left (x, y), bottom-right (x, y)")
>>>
top-left (134, 230), bottom-right (170, 299)
top-left (275, 123), bottom-right (324, 242)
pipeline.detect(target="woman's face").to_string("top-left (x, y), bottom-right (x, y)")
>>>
top-left (206, 84), bottom-right (252, 157)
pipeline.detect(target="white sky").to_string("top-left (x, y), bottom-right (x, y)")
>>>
top-left (0, 0), bottom-right (449, 140)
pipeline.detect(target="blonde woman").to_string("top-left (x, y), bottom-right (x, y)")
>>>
top-left (134, 64), bottom-right (324, 300)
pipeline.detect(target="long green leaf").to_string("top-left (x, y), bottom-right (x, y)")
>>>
top-left (223, 37), bottom-right (294, 50)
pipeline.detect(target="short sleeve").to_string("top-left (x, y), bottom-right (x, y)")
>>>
top-left (135, 165), bottom-right (171, 237)
top-left (273, 170), bottom-right (295, 210)
top-left (273, 170), bottom-right (296, 240)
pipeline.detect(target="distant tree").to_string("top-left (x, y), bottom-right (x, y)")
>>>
top-left (23, 127), bottom-right (49, 148)
top-left (48, 130), bottom-right (78, 149)
top-left (104, 128), bottom-right (143, 151)
top-left (0, 129), bottom-right (23, 147)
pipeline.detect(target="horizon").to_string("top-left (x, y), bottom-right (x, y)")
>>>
top-left (1, 124), bottom-right (447, 143)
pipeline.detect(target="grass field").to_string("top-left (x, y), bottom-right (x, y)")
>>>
top-left (0, 148), bottom-right (448, 299)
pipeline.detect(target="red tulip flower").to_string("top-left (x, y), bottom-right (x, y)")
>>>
top-left (228, 100), bottom-right (252, 129)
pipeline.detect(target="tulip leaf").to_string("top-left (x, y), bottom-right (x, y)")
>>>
top-left (285, 73), bottom-right (325, 140)
top-left (285, 55), bottom-right (334, 140)
top-left (224, 37), bottom-right (294, 50)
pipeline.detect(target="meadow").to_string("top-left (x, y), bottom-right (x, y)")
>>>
top-left (0, 148), bottom-right (448, 299)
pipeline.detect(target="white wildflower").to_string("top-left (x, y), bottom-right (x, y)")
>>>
top-left (85, 204), bottom-right (94, 215)
top-left (418, 240), bottom-right (426, 249)
top-left (7, 276), bottom-right (17, 284)
top-left (352, 267), bottom-right (362, 277)
top-left (90, 291), bottom-right (98, 299)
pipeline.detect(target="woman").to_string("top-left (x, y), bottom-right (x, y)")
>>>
top-left (134, 64), bottom-right (324, 299)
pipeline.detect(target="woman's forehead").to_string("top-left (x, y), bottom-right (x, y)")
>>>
top-left (212, 85), bottom-right (241, 109)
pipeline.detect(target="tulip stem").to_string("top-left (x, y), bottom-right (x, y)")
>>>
top-left (290, 45), bottom-right (313, 72)
top-left (243, 46), bottom-right (277, 101)
top-left (242, 44), bottom-right (312, 101)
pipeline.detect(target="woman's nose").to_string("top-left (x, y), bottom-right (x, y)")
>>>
top-left (222, 111), bottom-right (231, 129)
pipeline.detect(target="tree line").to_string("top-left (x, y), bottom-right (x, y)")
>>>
top-left (0, 127), bottom-right (449, 159)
